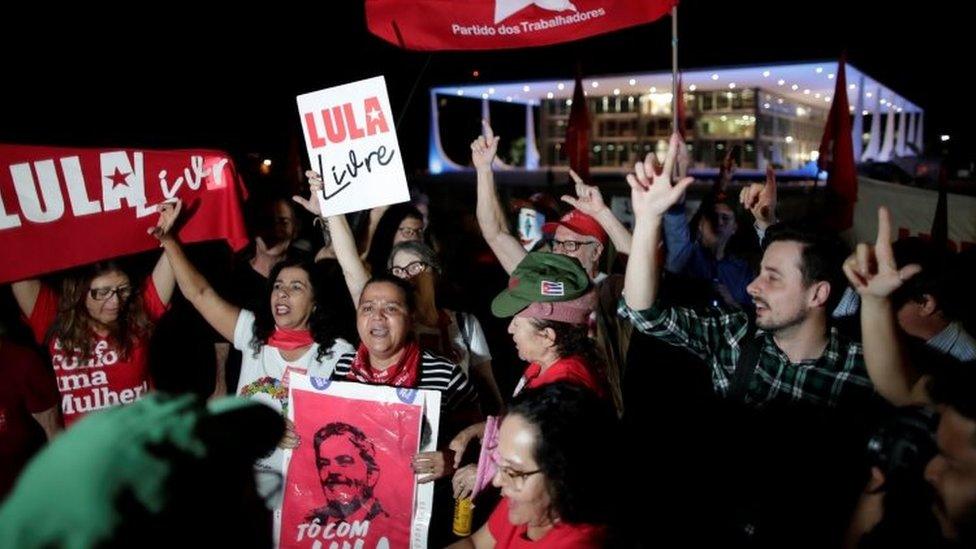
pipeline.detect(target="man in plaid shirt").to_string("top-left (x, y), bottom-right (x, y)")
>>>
top-left (617, 133), bottom-right (877, 410)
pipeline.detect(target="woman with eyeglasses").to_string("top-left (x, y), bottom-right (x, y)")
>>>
top-left (150, 201), bottom-right (354, 519)
top-left (363, 202), bottom-right (427, 276)
top-left (448, 382), bottom-right (619, 548)
top-left (9, 202), bottom-right (181, 427)
top-left (295, 172), bottom-right (505, 416)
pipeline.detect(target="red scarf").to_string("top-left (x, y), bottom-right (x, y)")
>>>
top-left (266, 327), bottom-right (314, 351)
top-left (347, 340), bottom-right (421, 387)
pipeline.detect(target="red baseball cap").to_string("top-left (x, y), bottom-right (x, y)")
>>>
top-left (542, 209), bottom-right (608, 246)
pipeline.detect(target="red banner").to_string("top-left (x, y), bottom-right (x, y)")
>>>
top-left (366, 0), bottom-right (677, 50)
top-left (0, 144), bottom-right (248, 284)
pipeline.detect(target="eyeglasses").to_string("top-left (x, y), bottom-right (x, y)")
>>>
top-left (89, 286), bottom-right (132, 301)
top-left (487, 444), bottom-right (542, 490)
top-left (550, 239), bottom-right (597, 253)
top-left (390, 261), bottom-right (429, 279)
top-left (397, 226), bottom-right (424, 239)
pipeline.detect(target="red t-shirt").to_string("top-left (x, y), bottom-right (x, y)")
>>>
top-left (0, 338), bottom-right (60, 497)
top-left (519, 355), bottom-right (606, 398)
top-left (26, 281), bottom-right (168, 427)
top-left (487, 497), bottom-right (606, 548)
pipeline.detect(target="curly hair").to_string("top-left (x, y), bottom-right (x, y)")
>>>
top-left (508, 382), bottom-right (620, 525)
top-left (250, 258), bottom-right (341, 361)
top-left (528, 318), bottom-right (606, 384)
top-left (53, 261), bottom-right (151, 359)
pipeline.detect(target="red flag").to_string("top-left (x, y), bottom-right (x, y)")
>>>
top-left (817, 56), bottom-right (857, 231)
top-left (0, 144), bottom-right (249, 284)
top-left (565, 75), bottom-right (591, 180)
top-left (366, 0), bottom-right (677, 51)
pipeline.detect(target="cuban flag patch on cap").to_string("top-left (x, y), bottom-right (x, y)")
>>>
top-left (540, 280), bottom-right (565, 296)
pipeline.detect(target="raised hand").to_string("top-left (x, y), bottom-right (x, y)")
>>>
top-left (626, 133), bottom-right (694, 222)
top-left (471, 119), bottom-right (500, 171)
top-left (561, 169), bottom-right (608, 216)
top-left (148, 198), bottom-right (183, 242)
top-left (292, 170), bottom-right (324, 216)
top-left (842, 207), bottom-right (922, 299)
top-left (739, 165), bottom-right (778, 228)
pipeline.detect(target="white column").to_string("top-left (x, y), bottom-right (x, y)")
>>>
top-left (861, 87), bottom-right (882, 162)
top-left (895, 111), bottom-right (907, 157)
top-left (852, 75), bottom-right (865, 161)
top-left (906, 112), bottom-right (917, 156)
top-left (525, 103), bottom-right (540, 169)
top-left (915, 112), bottom-right (925, 155)
top-left (877, 105), bottom-right (896, 162)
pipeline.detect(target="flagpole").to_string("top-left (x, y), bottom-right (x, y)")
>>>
top-left (671, 5), bottom-right (678, 133)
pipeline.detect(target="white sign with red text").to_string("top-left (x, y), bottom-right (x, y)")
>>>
top-left (297, 76), bottom-right (409, 217)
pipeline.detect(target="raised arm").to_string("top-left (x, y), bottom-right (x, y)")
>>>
top-left (294, 171), bottom-right (369, 305)
top-left (739, 164), bottom-right (779, 238)
top-left (153, 200), bottom-right (240, 342)
top-left (149, 200), bottom-right (181, 305)
top-left (472, 120), bottom-right (527, 274)
top-left (561, 169), bottom-right (633, 254)
top-left (843, 206), bottom-right (928, 406)
top-left (623, 133), bottom-right (694, 310)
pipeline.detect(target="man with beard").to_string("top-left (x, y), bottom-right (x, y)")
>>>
top-left (617, 134), bottom-right (876, 410)
top-left (307, 422), bottom-right (388, 524)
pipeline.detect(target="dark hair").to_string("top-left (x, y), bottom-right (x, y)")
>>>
top-left (528, 318), bottom-right (605, 383)
top-left (360, 274), bottom-right (416, 315)
top-left (313, 422), bottom-right (379, 474)
top-left (764, 223), bottom-right (850, 313)
top-left (365, 204), bottom-right (425, 275)
top-left (508, 383), bottom-right (619, 525)
top-left (890, 237), bottom-right (958, 319)
top-left (54, 261), bottom-right (151, 359)
top-left (251, 257), bottom-right (340, 361)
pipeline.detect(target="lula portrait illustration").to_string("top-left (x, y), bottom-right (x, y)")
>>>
top-left (306, 422), bottom-right (389, 524)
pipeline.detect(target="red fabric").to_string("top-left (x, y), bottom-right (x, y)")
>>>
top-left (347, 340), bottom-right (421, 388)
top-left (265, 327), bottom-right (314, 351)
top-left (521, 355), bottom-right (605, 398)
top-left (487, 497), bottom-right (607, 548)
top-left (0, 144), bottom-right (249, 284)
top-left (0, 338), bottom-right (60, 497)
top-left (367, 0), bottom-right (676, 51)
top-left (565, 74), bottom-right (591, 181)
top-left (817, 56), bottom-right (857, 231)
top-left (25, 279), bottom-right (168, 427)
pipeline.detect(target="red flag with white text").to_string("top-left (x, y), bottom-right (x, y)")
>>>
top-left (366, 0), bottom-right (677, 50)
top-left (0, 145), bottom-right (249, 284)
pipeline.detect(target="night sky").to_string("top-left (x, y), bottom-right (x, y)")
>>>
top-left (1, 1), bottom-right (967, 175)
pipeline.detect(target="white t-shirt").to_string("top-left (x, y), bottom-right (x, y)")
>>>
top-left (232, 309), bottom-right (354, 512)
top-left (414, 310), bottom-right (492, 376)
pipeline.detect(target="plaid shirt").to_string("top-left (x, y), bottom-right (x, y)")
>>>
top-left (618, 299), bottom-right (877, 409)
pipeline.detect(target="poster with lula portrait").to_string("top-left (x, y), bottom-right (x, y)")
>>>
top-left (281, 376), bottom-right (441, 549)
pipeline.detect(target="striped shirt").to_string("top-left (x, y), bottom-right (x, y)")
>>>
top-left (331, 350), bottom-right (479, 414)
